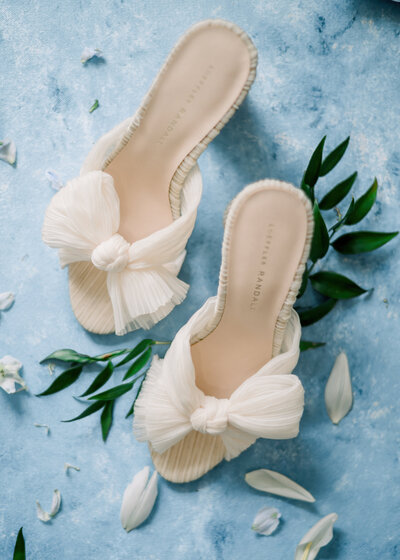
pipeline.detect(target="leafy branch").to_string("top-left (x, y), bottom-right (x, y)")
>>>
top-left (296, 135), bottom-right (398, 348)
top-left (38, 339), bottom-right (168, 441)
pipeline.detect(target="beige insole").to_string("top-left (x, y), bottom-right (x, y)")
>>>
top-left (70, 22), bottom-right (254, 333)
top-left (106, 25), bottom-right (252, 242)
top-left (191, 189), bottom-right (308, 399)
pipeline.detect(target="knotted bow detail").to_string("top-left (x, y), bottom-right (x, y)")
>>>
top-left (190, 397), bottom-right (230, 435)
top-left (42, 168), bottom-right (202, 334)
top-left (91, 233), bottom-right (130, 272)
top-left (134, 299), bottom-right (305, 461)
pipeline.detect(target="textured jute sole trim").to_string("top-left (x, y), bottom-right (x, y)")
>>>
top-left (69, 19), bottom-right (258, 335)
top-left (153, 181), bottom-right (314, 483)
top-left (151, 431), bottom-right (225, 483)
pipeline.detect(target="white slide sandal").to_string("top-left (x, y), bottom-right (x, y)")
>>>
top-left (134, 180), bottom-right (314, 482)
top-left (42, 20), bottom-right (257, 335)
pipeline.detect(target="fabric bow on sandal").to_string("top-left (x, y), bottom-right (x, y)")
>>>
top-left (42, 168), bottom-right (201, 335)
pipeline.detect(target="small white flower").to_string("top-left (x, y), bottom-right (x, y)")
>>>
top-left (0, 291), bottom-right (15, 311)
top-left (251, 506), bottom-right (281, 536)
top-left (0, 139), bottom-right (16, 165)
top-left (36, 489), bottom-right (61, 522)
top-left (45, 169), bottom-right (64, 191)
top-left (0, 355), bottom-right (26, 394)
top-left (120, 466), bottom-right (158, 532)
top-left (80, 47), bottom-right (102, 64)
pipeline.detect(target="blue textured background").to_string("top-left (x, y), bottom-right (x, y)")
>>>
top-left (1, 1), bottom-right (399, 558)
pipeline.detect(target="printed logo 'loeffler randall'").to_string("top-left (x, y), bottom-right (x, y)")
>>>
top-left (250, 223), bottom-right (275, 311)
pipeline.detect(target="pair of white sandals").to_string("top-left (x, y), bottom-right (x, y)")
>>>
top-left (42, 20), bottom-right (314, 483)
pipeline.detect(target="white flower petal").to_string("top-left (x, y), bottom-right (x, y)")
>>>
top-left (36, 501), bottom-right (51, 522)
top-left (0, 292), bottom-right (15, 310)
top-left (295, 513), bottom-right (338, 560)
top-left (120, 467), bottom-right (149, 529)
top-left (50, 489), bottom-right (61, 517)
top-left (45, 169), bottom-right (64, 191)
top-left (0, 139), bottom-right (16, 165)
top-left (34, 423), bottom-right (50, 435)
top-left (245, 469), bottom-right (315, 503)
top-left (128, 470), bottom-right (158, 529)
top-left (251, 506), bottom-right (281, 536)
top-left (36, 490), bottom-right (61, 522)
top-left (120, 466), bottom-right (158, 532)
top-left (64, 463), bottom-right (80, 472)
top-left (80, 47), bottom-right (102, 64)
top-left (325, 352), bottom-right (353, 424)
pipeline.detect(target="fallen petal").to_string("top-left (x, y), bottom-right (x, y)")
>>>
top-left (36, 490), bottom-right (61, 522)
top-left (81, 47), bottom-right (102, 64)
top-left (251, 506), bottom-right (281, 536)
top-left (245, 469), bottom-right (315, 503)
top-left (50, 489), bottom-right (61, 516)
top-left (120, 466), bottom-right (158, 531)
top-left (325, 352), bottom-right (353, 424)
top-left (0, 139), bottom-right (16, 165)
top-left (36, 501), bottom-right (51, 522)
top-left (295, 513), bottom-right (338, 560)
top-left (64, 463), bottom-right (80, 472)
top-left (45, 169), bottom-right (64, 191)
top-left (0, 291), bottom-right (15, 310)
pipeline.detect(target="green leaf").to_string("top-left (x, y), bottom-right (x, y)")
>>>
top-left (297, 267), bottom-right (309, 299)
top-left (126, 375), bottom-right (146, 418)
top-left (319, 172), bottom-right (357, 210)
top-left (36, 365), bottom-right (83, 396)
top-left (89, 382), bottom-right (134, 401)
top-left (79, 361), bottom-right (114, 397)
top-left (89, 99), bottom-right (99, 113)
top-left (115, 339), bottom-right (154, 367)
top-left (310, 271), bottom-right (368, 299)
top-left (300, 340), bottom-right (326, 351)
top-left (310, 201), bottom-right (329, 262)
top-left (320, 136), bottom-right (350, 176)
top-left (13, 528), bottom-right (25, 560)
top-left (62, 400), bottom-right (105, 422)
top-left (297, 298), bottom-right (337, 326)
top-left (330, 197), bottom-right (355, 235)
top-left (332, 231), bottom-right (398, 254)
top-left (123, 348), bottom-right (152, 380)
top-left (40, 349), bottom-right (94, 364)
top-left (345, 178), bottom-right (378, 225)
top-left (302, 136), bottom-right (326, 188)
top-left (101, 400), bottom-right (114, 442)
top-left (92, 349), bottom-right (129, 362)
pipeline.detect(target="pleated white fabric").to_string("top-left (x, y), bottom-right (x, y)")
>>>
top-left (134, 298), bottom-right (305, 460)
top-left (42, 166), bottom-right (202, 335)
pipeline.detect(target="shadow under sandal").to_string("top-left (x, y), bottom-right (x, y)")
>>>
top-left (134, 180), bottom-right (314, 482)
top-left (41, 19), bottom-right (257, 335)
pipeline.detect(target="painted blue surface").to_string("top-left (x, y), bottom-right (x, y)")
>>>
top-left (1, 1), bottom-right (399, 558)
